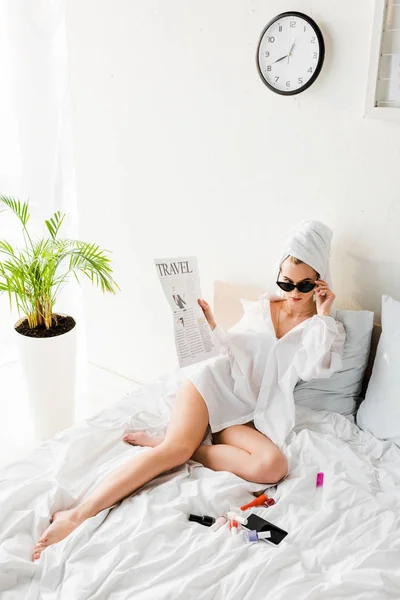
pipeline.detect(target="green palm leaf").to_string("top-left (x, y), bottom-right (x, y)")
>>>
top-left (0, 196), bottom-right (119, 329)
top-left (0, 196), bottom-right (30, 227)
top-left (45, 211), bottom-right (65, 240)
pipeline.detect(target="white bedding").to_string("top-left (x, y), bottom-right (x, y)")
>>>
top-left (1, 367), bottom-right (400, 600)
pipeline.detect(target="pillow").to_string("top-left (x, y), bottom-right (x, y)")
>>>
top-left (356, 295), bottom-right (400, 445)
top-left (294, 308), bottom-right (374, 416)
top-left (214, 280), bottom-right (265, 331)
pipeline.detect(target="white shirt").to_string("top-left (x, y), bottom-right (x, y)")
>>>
top-left (188, 292), bottom-right (346, 451)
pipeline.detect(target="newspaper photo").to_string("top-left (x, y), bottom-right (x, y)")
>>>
top-left (154, 256), bottom-right (218, 367)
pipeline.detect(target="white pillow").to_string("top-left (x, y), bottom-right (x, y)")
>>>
top-left (356, 295), bottom-right (400, 445)
top-left (294, 309), bottom-right (373, 416)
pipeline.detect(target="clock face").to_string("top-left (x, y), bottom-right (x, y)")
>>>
top-left (257, 12), bottom-right (325, 95)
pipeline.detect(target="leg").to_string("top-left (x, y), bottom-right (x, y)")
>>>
top-left (193, 422), bottom-right (288, 484)
top-left (33, 380), bottom-right (209, 560)
top-left (126, 421), bottom-right (288, 485)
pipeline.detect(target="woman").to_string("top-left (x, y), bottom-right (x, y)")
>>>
top-left (33, 220), bottom-right (346, 560)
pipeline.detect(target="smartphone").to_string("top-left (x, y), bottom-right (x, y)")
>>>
top-left (244, 513), bottom-right (288, 546)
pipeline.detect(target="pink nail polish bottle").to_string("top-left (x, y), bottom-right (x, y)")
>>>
top-left (315, 472), bottom-right (324, 509)
top-left (209, 516), bottom-right (227, 532)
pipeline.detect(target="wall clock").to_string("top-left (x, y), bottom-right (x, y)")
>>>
top-left (256, 12), bottom-right (325, 96)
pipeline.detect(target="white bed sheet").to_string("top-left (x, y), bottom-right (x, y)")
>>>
top-left (1, 366), bottom-right (400, 600)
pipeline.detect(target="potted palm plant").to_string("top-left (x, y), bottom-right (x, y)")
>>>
top-left (0, 196), bottom-right (119, 440)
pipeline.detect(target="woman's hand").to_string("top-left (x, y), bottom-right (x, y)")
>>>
top-left (315, 280), bottom-right (335, 316)
top-left (198, 298), bottom-right (217, 331)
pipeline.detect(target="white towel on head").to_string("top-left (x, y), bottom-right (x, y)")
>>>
top-left (275, 220), bottom-right (333, 296)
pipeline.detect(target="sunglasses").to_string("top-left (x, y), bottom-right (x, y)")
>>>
top-left (276, 280), bottom-right (317, 293)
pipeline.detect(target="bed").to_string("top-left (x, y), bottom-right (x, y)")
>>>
top-left (2, 283), bottom-right (400, 600)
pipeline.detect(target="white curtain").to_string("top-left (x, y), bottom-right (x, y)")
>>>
top-left (0, 0), bottom-right (82, 365)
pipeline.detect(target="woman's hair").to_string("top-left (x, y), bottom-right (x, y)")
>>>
top-left (279, 255), bottom-right (320, 280)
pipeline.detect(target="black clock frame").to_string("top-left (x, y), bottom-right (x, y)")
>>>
top-left (256, 11), bottom-right (325, 96)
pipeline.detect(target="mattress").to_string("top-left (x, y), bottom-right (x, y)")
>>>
top-left (1, 366), bottom-right (400, 600)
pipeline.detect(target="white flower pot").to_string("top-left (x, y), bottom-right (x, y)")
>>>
top-left (14, 314), bottom-right (77, 441)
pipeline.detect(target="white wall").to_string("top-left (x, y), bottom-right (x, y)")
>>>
top-left (65, 0), bottom-right (400, 383)
top-left (0, 0), bottom-right (80, 366)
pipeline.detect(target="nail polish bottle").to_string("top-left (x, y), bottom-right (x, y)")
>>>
top-left (226, 511), bottom-right (248, 525)
top-left (264, 497), bottom-right (275, 507)
top-left (245, 530), bottom-right (271, 543)
top-left (188, 514), bottom-right (216, 527)
top-left (315, 472), bottom-right (324, 509)
top-left (209, 516), bottom-right (227, 532)
top-left (230, 520), bottom-right (239, 535)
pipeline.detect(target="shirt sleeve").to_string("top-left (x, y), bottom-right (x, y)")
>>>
top-left (210, 324), bottom-right (230, 354)
top-left (293, 315), bottom-right (346, 382)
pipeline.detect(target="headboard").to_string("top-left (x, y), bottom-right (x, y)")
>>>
top-left (213, 280), bottom-right (381, 402)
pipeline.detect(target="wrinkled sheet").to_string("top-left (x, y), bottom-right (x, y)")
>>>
top-left (1, 366), bottom-right (400, 600)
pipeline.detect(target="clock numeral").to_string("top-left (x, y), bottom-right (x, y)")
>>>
top-left (313, 52), bottom-right (318, 59)
top-left (267, 65), bottom-right (272, 71)
top-left (286, 81), bottom-right (291, 88)
top-left (298, 77), bottom-right (303, 85)
top-left (304, 25), bottom-right (307, 32)
top-left (290, 21), bottom-right (296, 28)
top-left (274, 76), bottom-right (279, 83)
top-left (308, 67), bottom-right (313, 73)
top-left (311, 36), bottom-right (316, 43)
top-left (264, 51), bottom-right (270, 57)
top-left (267, 36), bottom-right (275, 43)
top-left (278, 25), bottom-right (283, 32)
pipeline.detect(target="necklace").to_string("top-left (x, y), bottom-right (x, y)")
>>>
top-left (282, 300), bottom-right (316, 318)
top-left (277, 300), bottom-right (316, 337)
top-left (277, 302), bottom-right (283, 338)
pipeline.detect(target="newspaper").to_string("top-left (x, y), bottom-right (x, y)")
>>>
top-left (154, 256), bottom-right (218, 367)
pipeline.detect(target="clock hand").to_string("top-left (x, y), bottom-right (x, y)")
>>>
top-left (287, 37), bottom-right (296, 65)
top-left (271, 54), bottom-right (289, 65)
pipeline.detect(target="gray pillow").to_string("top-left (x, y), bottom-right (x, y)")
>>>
top-left (294, 309), bottom-right (374, 416)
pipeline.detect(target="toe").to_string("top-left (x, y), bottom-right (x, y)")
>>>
top-left (123, 433), bottom-right (135, 444)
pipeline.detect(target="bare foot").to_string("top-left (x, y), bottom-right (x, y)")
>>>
top-left (32, 508), bottom-right (84, 561)
top-left (123, 431), bottom-right (163, 448)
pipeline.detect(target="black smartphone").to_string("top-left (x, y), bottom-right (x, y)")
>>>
top-left (244, 513), bottom-right (288, 545)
